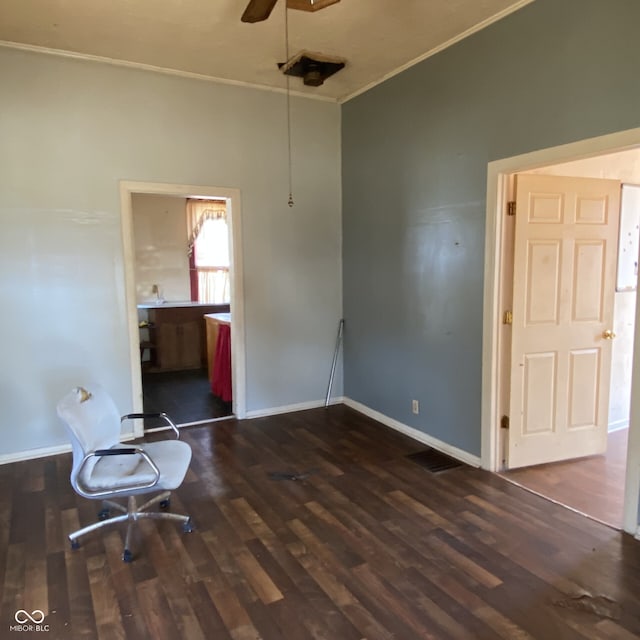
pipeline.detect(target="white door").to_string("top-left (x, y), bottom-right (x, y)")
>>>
top-left (508, 174), bottom-right (621, 469)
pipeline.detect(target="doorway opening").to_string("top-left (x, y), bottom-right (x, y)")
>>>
top-left (500, 163), bottom-right (639, 528)
top-left (135, 194), bottom-right (232, 424)
top-left (120, 181), bottom-right (246, 433)
top-left (481, 128), bottom-right (640, 536)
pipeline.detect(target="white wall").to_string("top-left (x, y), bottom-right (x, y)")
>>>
top-left (529, 148), bottom-right (640, 184)
top-left (132, 194), bottom-right (190, 304)
top-left (611, 290), bottom-right (636, 429)
top-left (0, 47), bottom-right (342, 458)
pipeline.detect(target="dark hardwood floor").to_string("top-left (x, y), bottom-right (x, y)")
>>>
top-left (501, 428), bottom-right (629, 529)
top-left (2, 405), bottom-right (640, 639)
top-left (142, 368), bottom-right (232, 425)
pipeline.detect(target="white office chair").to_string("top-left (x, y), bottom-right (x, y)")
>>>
top-left (56, 385), bottom-right (193, 562)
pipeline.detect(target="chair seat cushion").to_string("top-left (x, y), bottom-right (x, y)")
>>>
top-left (86, 440), bottom-right (192, 493)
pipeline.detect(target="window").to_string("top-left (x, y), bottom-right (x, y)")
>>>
top-left (194, 216), bottom-right (230, 304)
top-left (186, 199), bottom-right (230, 305)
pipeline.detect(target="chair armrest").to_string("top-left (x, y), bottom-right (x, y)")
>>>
top-left (95, 447), bottom-right (139, 456)
top-left (73, 446), bottom-right (161, 499)
top-left (120, 412), bottom-right (180, 439)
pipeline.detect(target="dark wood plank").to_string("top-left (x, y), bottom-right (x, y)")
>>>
top-left (63, 513), bottom-right (100, 638)
top-left (136, 577), bottom-right (182, 640)
top-left (85, 553), bottom-right (126, 640)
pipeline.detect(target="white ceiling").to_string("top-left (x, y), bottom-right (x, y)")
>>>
top-left (0, 0), bottom-right (533, 102)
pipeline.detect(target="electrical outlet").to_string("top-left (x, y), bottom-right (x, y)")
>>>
top-left (412, 399), bottom-right (419, 415)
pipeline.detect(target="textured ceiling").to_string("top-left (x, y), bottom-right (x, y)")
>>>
top-left (0, 0), bottom-right (533, 102)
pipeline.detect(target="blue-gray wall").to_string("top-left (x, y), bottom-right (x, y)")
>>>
top-left (341, 0), bottom-right (640, 455)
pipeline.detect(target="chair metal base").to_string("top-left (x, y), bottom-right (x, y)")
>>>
top-left (68, 491), bottom-right (193, 562)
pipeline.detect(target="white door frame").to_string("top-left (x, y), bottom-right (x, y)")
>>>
top-left (119, 181), bottom-right (246, 430)
top-left (481, 127), bottom-right (640, 536)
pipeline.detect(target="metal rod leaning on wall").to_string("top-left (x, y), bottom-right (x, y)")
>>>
top-left (325, 319), bottom-right (344, 407)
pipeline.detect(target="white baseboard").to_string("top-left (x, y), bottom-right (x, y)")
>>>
top-left (0, 443), bottom-right (71, 465)
top-left (343, 397), bottom-right (481, 468)
top-left (245, 397), bottom-right (345, 420)
top-left (608, 420), bottom-right (629, 433)
top-left (0, 399), bottom-right (480, 468)
top-left (0, 431), bottom-right (137, 466)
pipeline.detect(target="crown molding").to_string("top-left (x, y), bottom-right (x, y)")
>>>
top-left (0, 40), bottom-right (338, 103)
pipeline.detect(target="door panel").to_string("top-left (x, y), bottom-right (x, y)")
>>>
top-left (526, 241), bottom-right (561, 324)
top-left (576, 196), bottom-right (609, 224)
top-left (573, 241), bottom-right (605, 322)
top-left (508, 174), bottom-right (621, 469)
top-left (522, 352), bottom-right (556, 434)
top-left (529, 193), bottom-right (563, 223)
top-left (568, 349), bottom-right (599, 428)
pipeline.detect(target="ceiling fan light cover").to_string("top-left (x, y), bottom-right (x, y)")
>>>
top-left (303, 67), bottom-right (323, 86)
top-left (286, 0), bottom-right (341, 12)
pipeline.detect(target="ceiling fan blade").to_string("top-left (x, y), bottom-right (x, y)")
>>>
top-left (241, 0), bottom-right (279, 23)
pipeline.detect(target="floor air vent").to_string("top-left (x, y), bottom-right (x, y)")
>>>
top-left (406, 448), bottom-right (464, 473)
top-left (267, 470), bottom-right (315, 482)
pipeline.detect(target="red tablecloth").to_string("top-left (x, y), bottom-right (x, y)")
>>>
top-left (211, 323), bottom-right (232, 402)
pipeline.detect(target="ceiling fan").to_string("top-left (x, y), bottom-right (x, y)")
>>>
top-left (241, 0), bottom-right (340, 23)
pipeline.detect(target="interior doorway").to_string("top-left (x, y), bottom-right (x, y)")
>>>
top-left (120, 181), bottom-right (246, 432)
top-left (132, 194), bottom-right (232, 425)
top-left (498, 170), bottom-right (639, 528)
top-left (481, 128), bottom-right (640, 536)
top-left (499, 159), bottom-right (639, 528)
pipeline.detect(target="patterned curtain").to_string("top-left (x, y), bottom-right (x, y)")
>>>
top-left (186, 199), bottom-right (229, 303)
top-left (186, 199), bottom-right (227, 254)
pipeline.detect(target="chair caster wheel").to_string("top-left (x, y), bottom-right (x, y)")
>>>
top-left (160, 499), bottom-right (170, 510)
top-left (70, 539), bottom-right (80, 550)
top-left (98, 508), bottom-right (110, 521)
top-left (182, 519), bottom-right (194, 534)
top-left (122, 549), bottom-right (133, 563)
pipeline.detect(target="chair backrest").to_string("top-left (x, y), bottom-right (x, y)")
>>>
top-left (57, 386), bottom-right (122, 483)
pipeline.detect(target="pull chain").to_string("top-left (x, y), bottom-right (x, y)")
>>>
top-left (285, 2), bottom-right (294, 207)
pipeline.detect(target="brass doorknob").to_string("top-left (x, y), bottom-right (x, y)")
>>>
top-left (603, 329), bottom-right (616, 340)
